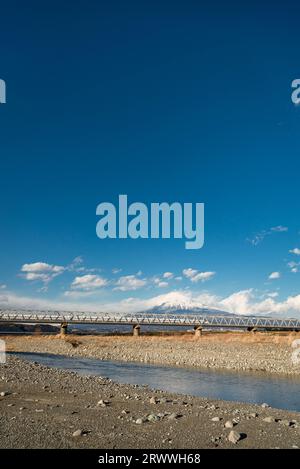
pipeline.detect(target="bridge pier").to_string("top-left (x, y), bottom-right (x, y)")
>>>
top-left (133, 324), bottom-right (140, 337)
top-left (60, 322), bottom-right (68, 335)
top-left (194, 325), bottom-right (203, 338)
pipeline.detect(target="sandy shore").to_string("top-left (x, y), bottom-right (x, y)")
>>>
top-left (1, 354), bottom-right (300, 449)
top-left (3, 331), bottom-right (300, 375)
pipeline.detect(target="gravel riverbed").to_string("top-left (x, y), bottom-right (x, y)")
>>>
top-left (4, 332), bottom-right (300, 375)
top-left (1, 354), bottom-right (300, 449)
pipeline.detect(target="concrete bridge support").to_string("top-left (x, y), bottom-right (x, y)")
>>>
top-left (194, 325), bottom-right (203, 338)
top-left (133, 324), bottom-right (140, 337)
top-left (60, 322), bottom-right (68, 335)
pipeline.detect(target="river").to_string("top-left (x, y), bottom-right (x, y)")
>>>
top-left (15, 351), bottom-right (300, 412)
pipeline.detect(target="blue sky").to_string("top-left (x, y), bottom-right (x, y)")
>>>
top-left (1, 1), bottom-right (300, 315)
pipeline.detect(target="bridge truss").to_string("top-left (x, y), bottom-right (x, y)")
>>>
top-left (0, 309), bottom-right (300, 330)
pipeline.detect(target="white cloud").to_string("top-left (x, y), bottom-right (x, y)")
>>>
top-left (70, 256), bottom-right (84, 266)
top-left (247, 226), bottom-right (288, 245)
top-left (270, 226), bottom-right (288, 232)
top-left (21, 262), bottom-right (64, 273)
top-left (21, 262), bottom-right (65, 286)
top-left (183, 268), bottom-right (215, 283)
top-left (157, 281), bottom-right (168, 288)
top-left (287, 261), bottom-right (299, 273)
top-left (71, 274), bottom-right (108, 291)
top-left (289, 248), bottom-right (300, 255)
top-left (269, 271), bottom-right (280, 280)
top-left (3, 287), bottom-right (300, 317)
top-left (163, 272), bottom-right (173, 279)
top-left (114, 275), bottom-right (147, 291)
top-left (182, 268), bottom-right (198, 279)
top-left (0, 284), bottom-right (7, 290)
top-left (190, 271), bottom-right (215, 282)
top-left (267, 292), bottom-right (279, 298)
top-left (112, 268), bottom-right (122, 274)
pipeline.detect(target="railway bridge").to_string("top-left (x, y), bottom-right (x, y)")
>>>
top-left (1, 309), bottom-right (300, 336)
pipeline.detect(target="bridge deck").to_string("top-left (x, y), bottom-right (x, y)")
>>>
top-left (0, 309), bottom-right (300, 330)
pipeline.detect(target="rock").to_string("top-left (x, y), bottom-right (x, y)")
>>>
top-left (225, 420), bottom-right (234, 428)
top-left (150, 397), bottom-right (158, 404)
top-left (263, 416), bottom-right (275, 423)
top-left (280, 420), bottom-right (292, 427)
top-left (228, 431), bottom-right (244, 444)
top-left (249, 413), bottom-right (258, 418)
top-left (211, 417), bottom-right (221, 422)
top-left (168, 412), bottom-right (181, 420)
top-left (0, 391), bottom-right (9, 397)
top-left (97, 399), bottom-right (109, 407)
top-left (261, 403), bottom-right (270, 408)
top-left (72, 429), bottom-right (83, 437)
top-left (160, 397), bottom-right (168, 404)
top-left (147, 413), bottom-right (160, 422)
top-left (135, 418), bottom-right (144, 425)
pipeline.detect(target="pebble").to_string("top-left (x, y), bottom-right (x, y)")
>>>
top-left (228, 430), bottom-right (244, 444)
top-left (263, 416), bottom-right (276, 423)
top-left (149, 397), bottom-right (158, 404)
top-left (72, 429), bottom-right (83, 437)
top-left (280, 420), bottom-right (292, 427)
top-left (224, 420), bottom-right (234, 428)
top-left (135, 418), bottom-right (144, 425)
top-left (211, 417), bottom-right (221, 422)
top-left (168, 413), bottom-right (181, 420)
top-left (147, 414), bottom-right (160, 422)
top-left (97, 399), bottom-right (109, 407)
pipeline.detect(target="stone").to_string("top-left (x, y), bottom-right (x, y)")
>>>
top-left (72, 429), bottom-right (83, 437)
top-left (147, 413), bottom-right (159, 422)
top-left (168, 412), bottom-right (181, 420)
top-left (261, 403), bottom-right (269, 408)
top-left (228, 431), bottom-right (244, 444)
top-left (224, 420), bottom-right (234, 428)
top-left (211, 417), bottom-right (221, 422)
top-left (97, 399), bottom-right (109, 407)
top-left (263, 416), bottom-right (275, 423)
top-left (280, 419), bottom-right (292, 427)
top-left (0, 391), bottom-right (9, 397)
top-left (249, 412), bottom-right (258, 418)
top-left (135, 418), bottom-right (144, 425)
top-left (150, 397), bottom-right (158, 404)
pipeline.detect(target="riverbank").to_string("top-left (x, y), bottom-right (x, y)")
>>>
top-left (3, 331), bottom-right (300, 375)
top-left (1, 354), bottom-right (300, 449)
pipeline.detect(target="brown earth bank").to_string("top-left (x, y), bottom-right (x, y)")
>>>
top-left (2, 331), bottom-right (300, 375)
top-left (1, 354), bottom-right (300, 449)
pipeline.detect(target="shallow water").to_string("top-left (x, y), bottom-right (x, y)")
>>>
top-left (15, 352), bottom-right (300, 412)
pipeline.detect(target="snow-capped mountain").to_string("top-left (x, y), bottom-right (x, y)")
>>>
top-left (142, 301), bottom-right (233, 316)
